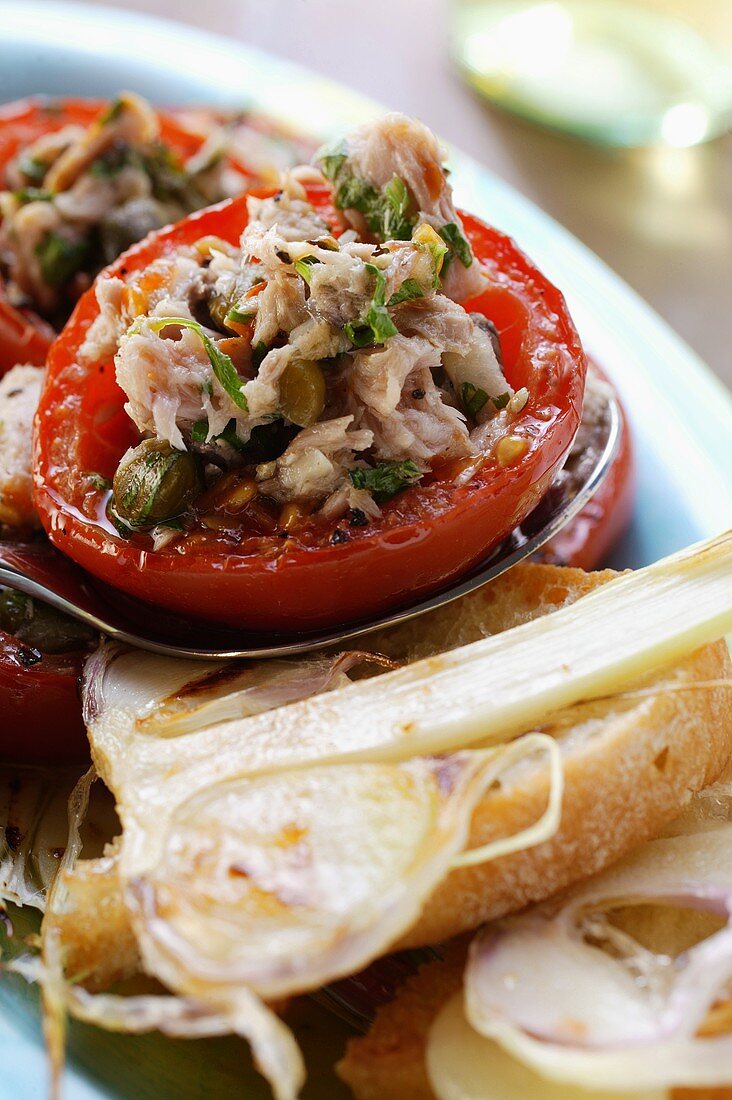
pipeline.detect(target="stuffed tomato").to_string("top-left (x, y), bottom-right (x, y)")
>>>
top-left (35, 113), bottom-right (587, 632)
top-left (0, 92), bottom-right (259, 351)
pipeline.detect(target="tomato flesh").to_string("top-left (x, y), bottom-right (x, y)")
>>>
top-left (0, 632), bottom-right (88, 764)
top-left (35, 186), bottom-right (588, 631)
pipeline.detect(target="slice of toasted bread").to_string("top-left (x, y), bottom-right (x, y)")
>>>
top-left (48, 564), bottom-right (732, 998)
top-left (363, 563), bottom-right (732, 949)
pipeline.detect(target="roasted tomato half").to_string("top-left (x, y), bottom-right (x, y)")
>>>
top-left (0, 637), bottom-right (88, 764)
top-left (0, 95), bottom-right (256, 356)
top-left (34, 187), bottom-right (587, 632)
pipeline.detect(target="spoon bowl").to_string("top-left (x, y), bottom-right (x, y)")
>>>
top-left (0, 394), bottom-right (620, 660)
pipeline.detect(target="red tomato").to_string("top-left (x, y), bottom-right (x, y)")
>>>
top-left (0, 633), bottom-right (88, 764)
top-left (0, 283), bottom-right (54, 375)
top-left (0, 96), bottom-right (256, 369)
top-left (0, 96), bottom-right (245, 184)
top-left (34, 187), bottom-right (587, 632)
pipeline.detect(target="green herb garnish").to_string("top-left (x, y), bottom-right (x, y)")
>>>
top-left (191, 419), bottom-right (209, 443)
top-left (335, 172), bottom-right (415, 241)
top-left (36, 231), bottom-right (90, 287)
top-left (492, 391), bottom-right (511, 410)
top-left (87, 472), bottom-right (111, 491)
top-left (345, 263), bottom-right (398, 347)
top-left (461, 382), bottom-right (489, 418)
top-left (99, 97), bottom-right (125, 125)
top-left (144, 317), bottom-right (248, 410)
top-left (224, 306), bottom-right (255, 328)
top-left (252, 341), bottom-right (269, 371)
top-left (12, 187), bottom-right (53, 205)
top-left (316, 139), bottom-right (348, 181)
top-left (294, 255), bottom-right (320, 284)
top-left (439, 222), bottom-right (473, 271)
top-left (388, 278), bottom-right (425, 307)
top-left (382, 175), bottom-right (414, 240)
top-left (16, 155), bottom-right (47, 184)
top-left (350, 459), bottom-right (422, 503)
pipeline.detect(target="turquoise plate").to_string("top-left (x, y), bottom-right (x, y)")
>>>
top-left (0, 3), bottom-right (730, 1097)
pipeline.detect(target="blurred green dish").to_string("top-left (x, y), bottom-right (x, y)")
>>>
top-left (452, 0), bottom-right (732, 147)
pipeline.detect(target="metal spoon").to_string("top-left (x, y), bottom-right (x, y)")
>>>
top-left (0, 394), bottom-right (620, 660)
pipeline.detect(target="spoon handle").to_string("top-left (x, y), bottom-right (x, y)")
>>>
top-left (0, 394), bottom-right (620, 660)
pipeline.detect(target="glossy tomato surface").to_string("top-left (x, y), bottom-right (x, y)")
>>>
top-left (0, 286), bottom-right (54, 375)
top-left (0, 634), bottom-right (88, 764)
top-left (34, 187), bottom-right (587, 631)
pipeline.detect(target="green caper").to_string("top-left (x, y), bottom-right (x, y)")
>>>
top-left (279, 359), bottom-right (326, 428)
top-left (111, 438), bottom-right (203, 530)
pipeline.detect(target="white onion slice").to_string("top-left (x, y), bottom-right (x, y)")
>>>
top-left (451, 733), bottom-right (563, 868)
top-left (0, 765), bottom-right (116, 910)
top-left (83, 643), bottom-right (389, 738)
top-left (126, 751), bottom-right (505, 1002)
top-left (31, 768), bottom-right (304, 1100)
top-left (463, 823), bottom-right (732, 1090)
top-left (427, 994), bottom-right (668, 1100)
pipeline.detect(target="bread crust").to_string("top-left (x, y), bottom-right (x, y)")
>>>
top-left (399, 637), bottom-right (732, 948)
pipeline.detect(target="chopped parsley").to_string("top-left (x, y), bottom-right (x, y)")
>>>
top-left (224, 306), bottom-right (255, 328)
top-left (382, 175), bottom-right (414, 240)
top-left (294, 255), bottom-right (320, 284)
top-left (492, 391), bottom-right (511, 410)
top-left (438, 222), bottom-right (473, 272)
top-left (144, 317), bottom-right (248, 410)
top-left (17, 155), bottom-right (48, 184)
top-left (191, 419), bottom-right (208, 443)
top-left (190, 417), bottom-right (293, 463)
top-left (99, 97), bottom-right (125, 125)
top-left (87, 472), bottom-right (111, 491)
top-left (344, 263), bottom-right (398, 347)
top-left (12, 187), bottom-right (53, 205)
top-left (36, 231), bottom-right (90, 287)
top-left (334, 172), bottom-right (416, 242)
top-left (350, 459), bottom-right (422, 503)
top-left (316, 139), bottom-right (348, 182)
top-left (252, 341), bottom-right (269, 370)
top-left (388, 278), bottom-right (425, 307)
top-left (461, 382), bottom-right (489, 418)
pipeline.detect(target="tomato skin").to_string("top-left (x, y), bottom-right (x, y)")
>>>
top-left (0, 284), bottom-right (54, 375)
top-left (0, 633), bottom-right (88, 764)
top-left (34, 188), bottom-right (587, 632)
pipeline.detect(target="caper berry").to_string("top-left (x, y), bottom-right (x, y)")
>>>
top-left (111, 438), bottom-right (203, 530)
top-left (279, 359), bottom-right (326, 428)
